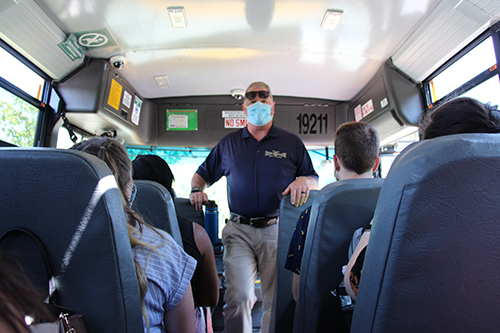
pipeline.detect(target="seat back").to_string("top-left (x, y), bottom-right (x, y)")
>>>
top-left (269, 191), bottom-right (318, 333)
top-left (0, 139), bottom-right (16, 147)
top-left (294, 178), bottom-right (384, 333)
top-left (0, 148), bottom-right (143, 333)
top-left (174, 197), bottom-right (205, 227)
top-left (352, 134), bottom-right (500, 332)
top-left (132, 180), bottom-right (183, 246)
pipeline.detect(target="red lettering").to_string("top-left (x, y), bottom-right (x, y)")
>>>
top-left (225, 118), bottom-right (246, 128)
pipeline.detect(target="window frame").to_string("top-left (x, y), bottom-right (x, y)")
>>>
top-left (421, 24), bottom-right (500, 110)
top-left (0, 38), bottom-right (55, 147)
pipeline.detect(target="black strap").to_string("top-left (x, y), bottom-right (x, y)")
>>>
top-left (0, 228), bottom-right (81, 318)
top-left (61, 115), bottom-right (78, 143)
top-left (0, 227), bottom-right (57, 302)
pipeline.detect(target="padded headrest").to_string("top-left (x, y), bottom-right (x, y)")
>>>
top-left (132, 180), bottom-right (183, 246)
top-left (353, 134), bottom-right (500, 332)
top-left (0, 148), bottom-right (142, 333)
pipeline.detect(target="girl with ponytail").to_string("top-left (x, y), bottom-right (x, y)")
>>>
top-left (72, 137), bottom-right (196, 332)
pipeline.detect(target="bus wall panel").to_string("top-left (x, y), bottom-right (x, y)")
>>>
top-left (54, 59), bottom-right (155, 145)
top-left (55, 60), bottom-right (339, 148)
top-left (155, 95), bottom-right (338, 148)
top-left (347, 60), bottom-right (424, 143)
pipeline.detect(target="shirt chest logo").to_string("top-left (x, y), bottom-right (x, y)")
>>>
top-left (265, 150), bottom-right (287, 159)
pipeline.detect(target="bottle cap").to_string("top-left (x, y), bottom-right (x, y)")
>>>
top-left (205, 200), bottom-right (218, 209)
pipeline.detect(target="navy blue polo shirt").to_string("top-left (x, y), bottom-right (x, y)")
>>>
top-left (196, 125), bottom-right (318, 218)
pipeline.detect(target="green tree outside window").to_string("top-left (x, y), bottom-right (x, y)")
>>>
top-left (0, 88), bottom-right (39, 147)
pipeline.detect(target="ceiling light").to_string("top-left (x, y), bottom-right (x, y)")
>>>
top-left (154, 75), bottom-right (171, 88)
top-left (167, 6), bottom-right (188, 28)
top-left (321, 9), bottom-right (343, 31)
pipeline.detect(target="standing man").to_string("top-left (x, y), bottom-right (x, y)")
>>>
top-left (190, 81), bottom-right (318, 333)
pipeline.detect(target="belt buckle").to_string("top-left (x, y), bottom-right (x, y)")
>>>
top-left (250, 217), bottom-right (268, 228)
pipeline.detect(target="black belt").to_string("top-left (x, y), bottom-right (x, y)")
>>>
top-left (229, 214), bottom-right (278, 228)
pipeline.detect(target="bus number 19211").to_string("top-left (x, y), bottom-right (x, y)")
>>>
top-left (296, 113), bottom-right (328, 135)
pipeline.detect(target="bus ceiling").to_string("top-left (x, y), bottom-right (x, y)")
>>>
top-left (1, 0), bottom-right (499, 147)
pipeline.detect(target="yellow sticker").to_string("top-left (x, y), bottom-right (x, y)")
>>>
top-left (107, 79), bottom-right (123, 111)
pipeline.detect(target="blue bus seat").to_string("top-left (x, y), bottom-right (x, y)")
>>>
top-left (0, 147), bottom-right (143, 333)
top-left (293, 178), bottom-right (384, 333)
top-left (0, 139), bottom-right (16, 147)
top-left (174, 197), bottom-right (205, 227)
top-left (132, 180), bottom-right (183, 247)
top-left (352, 134), bottom-right (500, 332)
top-left (269, 190), bottom-right (318, 333)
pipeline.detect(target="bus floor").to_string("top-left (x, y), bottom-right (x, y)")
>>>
top-left (212, 280), bottom-right (263, 333)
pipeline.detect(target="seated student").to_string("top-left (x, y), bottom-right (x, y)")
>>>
top-left (72, 138), bottom-right (197, 333)
top-left (284, 121), bottom-right (380, 301)
top-left (132, 154), bottom-right (219, 332)
top-left (344, 96), bottom-right (500, 300)
top-left (420, 96), bottom-right (500, 139)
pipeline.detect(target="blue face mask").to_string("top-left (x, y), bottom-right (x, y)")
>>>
top-left (246, 102), bottom-right (273, 126)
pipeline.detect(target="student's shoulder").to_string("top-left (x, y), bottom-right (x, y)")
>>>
top-left (138, 224), bottom-right (175, 248)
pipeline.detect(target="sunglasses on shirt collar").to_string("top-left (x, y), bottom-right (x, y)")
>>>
top-left (245, 90), bottom-right (270, 100)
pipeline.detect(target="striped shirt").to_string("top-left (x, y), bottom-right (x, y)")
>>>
top-left (133, 224), bottom-right (197, 333)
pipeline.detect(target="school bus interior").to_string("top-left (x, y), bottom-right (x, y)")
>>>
top-left (1, 0), bottom-right (499, 150)
top-left (1, 0), bottom-right (500, 332)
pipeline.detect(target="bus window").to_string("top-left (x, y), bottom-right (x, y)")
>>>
top-left (309, 148), bottom-right (336, 189)
top-left (0, 46), bottom-right (45, 100)
top-left (0, 45), bottom-right (46, 147)
top-left (0, 86), bottom-right (39, 147)
top-left (429, 37), bottom-right (496, 103)
top-left (425, 31), bottom-right (500, 107)
top-left (462, 75), bottom-right (500, 107)
top-left (127, 148), bottom-right (230, 238)
top-left (316, 159), bottom-right (336, 189)
top-left (379, 153), bottom-right (397, 179)
top-left (56, 125), bottom-right (83, 148)
top-left (379, 131), bottom-right (419, 178)
top-left (126, 147), bottom-right (328, 238)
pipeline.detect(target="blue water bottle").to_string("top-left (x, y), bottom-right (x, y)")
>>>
top-left (204, 200), bottom-right (219, 244)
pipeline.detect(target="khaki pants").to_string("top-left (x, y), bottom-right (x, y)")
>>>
top-left (222, 221), bottom-right (278, 333)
